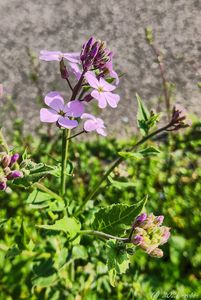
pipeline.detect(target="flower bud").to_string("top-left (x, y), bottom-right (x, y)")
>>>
top-left (9, 153), bottom-right (19, 167)
top-left (7, 170), bottom-right (23, 180)
top-left (149, 248), bottom-right (163, 258)
top-left (154, 215), bottom-right (164, 226)
top-left (160, 227), bottom-right (171, 245)
top-left (60, 59), bottom-right (69, 80)
top-left (132, 213), bottom-right (147, 228)
top-left (83, 94), bottom-right (93, 102)
top-left (168, 104), bottom-right (192, 131)
top-left (132, 235), bottom-right (143, 245)
top-left (1, 154), bottom-right (11, 168)
top-left (0, 180), bottom-right (7, 191)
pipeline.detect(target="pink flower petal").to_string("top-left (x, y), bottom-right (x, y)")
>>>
top-left (81, 113), bottom-right (95, 120)
top-left (69, 62), bottom-right (82, 80)
top-left (40, 108), bottom-right (59, 123)
top-left (44, 91), bottom-right (64, 112)
top-left (97, 127), bottom-right (107, 136)
top-left (39, 50), bottom-right (62, 61)
top-left (63, 100), bottom-right (85, 117)
top-left (100, 77), bottom-right (116, 92)
top-left (105, 92), bottom-right (120, 108)
top-left (63, 52), bottom-right (80, 63)
top-left (91, 90), bottom-right (107, 108)
top-left (84, 120), bottom-right (98, 132)
top-left (58, 117), bottom-right (78, 129)
top-left (85, 72), bottom-right (100, 89)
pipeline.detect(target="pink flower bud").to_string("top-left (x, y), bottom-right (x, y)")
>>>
top-left (1, 154), bottom-right (11, 168)
top-left (10, 153), bottom-right (19, 167)
top-left (132, 235), bottom-right (143, 245)
top-left (7, 170), bottom-right (23, 180)
top-left (0, 180), bottom-right (7, 191)
top-left (154, 215), bottom-right (164, 226)
top-left (149, 248), bottom-right (164, 258)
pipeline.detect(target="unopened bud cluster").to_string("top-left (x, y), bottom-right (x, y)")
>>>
top-left (168, 104), bottom-right (192, 131)
top-left (80, 37), bottom-right (112, 71)
top-left (131, 213), bottom-right (170, 258)
top-left (0, 153), bottom-right (23, 191)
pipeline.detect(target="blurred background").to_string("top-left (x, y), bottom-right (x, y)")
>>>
top-left (0, 0), bottom-right (200, 136)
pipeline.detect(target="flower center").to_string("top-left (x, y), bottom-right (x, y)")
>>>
top-left (59, 110), bottom-right (65, 117)
top-left (98, 86), bottom-right (104, 92)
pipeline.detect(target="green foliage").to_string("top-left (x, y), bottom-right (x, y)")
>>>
top-left (106, 240), bottom-right (130, 286)
top-left (0, 122), bottom-right (200, 299)
top-left (92, 197), bottom-right (147, 235)
top-left (136, 93), bottom-right (160, 135)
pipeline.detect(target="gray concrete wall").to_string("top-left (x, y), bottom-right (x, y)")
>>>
top-left (0, 0), bottom-right (200, 136)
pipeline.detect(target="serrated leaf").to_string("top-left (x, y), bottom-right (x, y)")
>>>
top-left (108, 176), bottom-right (136, 190)
top-left (36, 217), bottom-right (81, 244)
top-left (92, 197), bottom-right (147, 235)
top-left (139, 146), bottom-right (160, 157)
top-left (118, 151), bottom-right (143, 160)
top-left (107, 240), bottom-right (130, 287)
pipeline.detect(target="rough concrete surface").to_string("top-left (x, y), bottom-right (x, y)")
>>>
top-left (0, 0), bottom-right (200, 137)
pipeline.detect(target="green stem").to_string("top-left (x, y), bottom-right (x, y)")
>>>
top-left (61, 129), bottom-right (71, 197)
top-left (66, 130), bottom-right (85, 141)
top-left (34, 182), bottom-right (63, 202)
top-left (79, 230), bottom-right (129, 242)
top-left (76, 124), bottom-right (170, 216)
top-left (0, 129), bottom-right (9, 153)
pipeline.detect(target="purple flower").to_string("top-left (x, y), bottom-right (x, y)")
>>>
top-left (81, 113), bottom-right (107, 136)
top-left (40, 91), bottom-right (84, 129)
top-left (69, 62), bottom-right (82, 80)
top-left (80, 37), bottom-right (111, 71)
top-left (7, 170), bottom-right (23, 180)
top-left (85, 72), bottom-right (120, 108)
top-left (133, 235), bottom-right (143, 245)
top-left (154, 215), bottom-right (164, 226)
top-left (168, 104), bottom-right (192, 131)
top-left (39, 51), bottom-right (80, 63)
top-left (10, 153), bottom-right (19, 167)
top-left (0, 180), bottom-right (7, 191)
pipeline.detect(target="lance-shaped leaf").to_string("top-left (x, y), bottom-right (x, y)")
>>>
top-left (108, 176), bottom-right (136, 190)
top-left (92, 197), bottom-right (147, 236)
top-left (136, 93), bottom-right (150, 136)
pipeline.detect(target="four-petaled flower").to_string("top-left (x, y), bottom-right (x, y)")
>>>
top-left (40, 91), bottom-right (84, 129)
top-left (85, 72), bottom-right (120, 108)
top-left (81, 113), bottom-right (107, 136)
top-left (39, 51), bottom-right (80, 63)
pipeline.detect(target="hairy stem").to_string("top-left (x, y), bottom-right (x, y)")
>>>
top-left (76, 124), bottom-right (170, 216)
top-left (79, 230), bottom-right (129, 242)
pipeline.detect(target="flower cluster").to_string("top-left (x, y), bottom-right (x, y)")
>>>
top-left (0, 153), bottom-right (23, 191)
top-left (168, 104), bottom-right (192, 131)
top-left (131, 213), bottom-right (170, 258)
top-left (39, 37), bottom-right (120, 136)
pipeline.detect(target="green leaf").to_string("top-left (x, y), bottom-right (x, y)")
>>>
top-left (139, 146), bottom-right (160, 157)
top-left (107, 240), bottom-right (130, 287)
top-left (118, 151), bottom-right (143, 160)
top-left (0, 219), bottom-right (7, 228)
top-left (27, 189), bottom-right (52, 204)
top-left (72, 245), bottom-right (88, 260)
top-left (136, 93), bottom-right (150, 136)
top-left (92, 197), bottom-right (147, 235)
top-left (108, 176), bottom-right (136, 190)
top-left (36, 217), bottom-right (81, 244)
